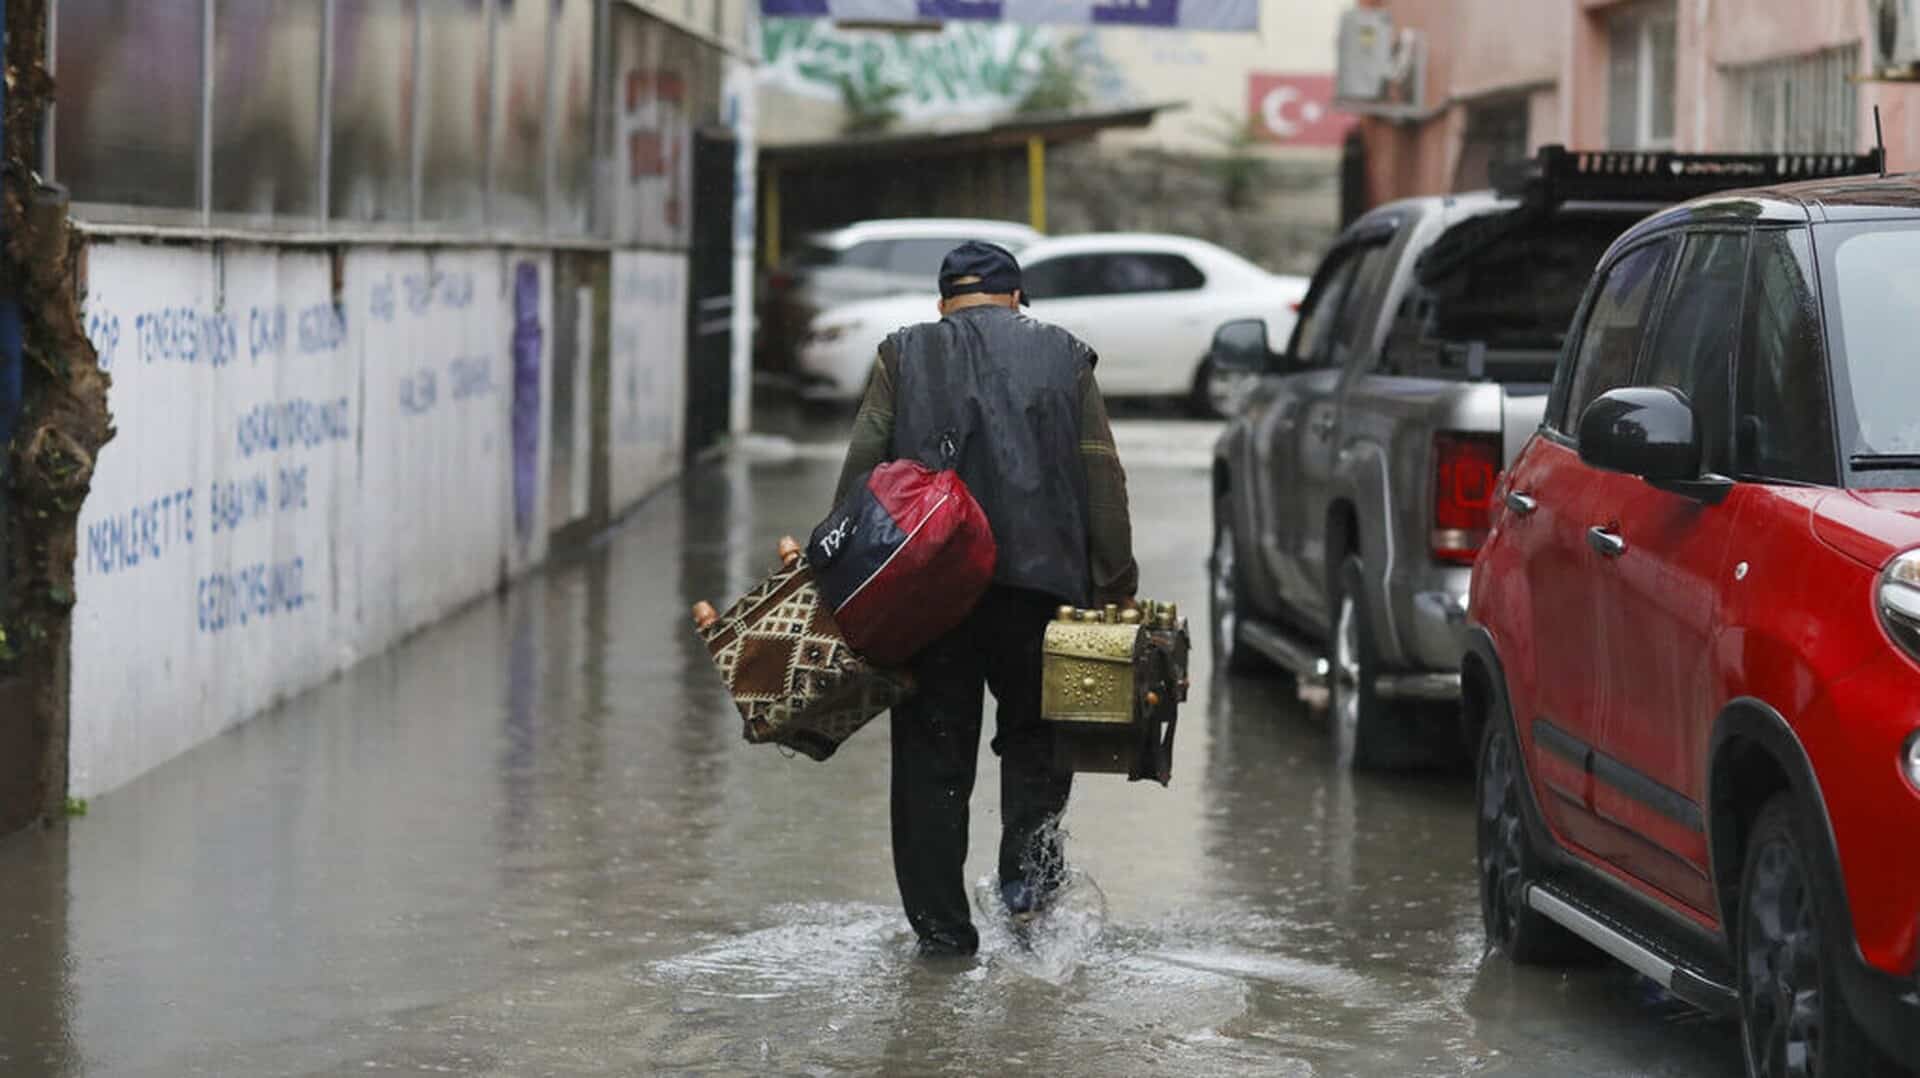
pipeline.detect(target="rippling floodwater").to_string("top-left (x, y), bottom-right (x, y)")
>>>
top-left (0, 433), bottom-right (1739, 1076)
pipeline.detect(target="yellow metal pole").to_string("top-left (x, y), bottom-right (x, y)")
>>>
top-left (1027, 137), bottom-right (1047, 234)
top-left (764, 165), bottom-right (782, 268)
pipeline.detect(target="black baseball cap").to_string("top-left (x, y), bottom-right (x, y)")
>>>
top-left (938, 240), bottom-right (1029, 305)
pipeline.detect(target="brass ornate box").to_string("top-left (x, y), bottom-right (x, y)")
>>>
top-left (1040, 601), bottom-right (1190, 784)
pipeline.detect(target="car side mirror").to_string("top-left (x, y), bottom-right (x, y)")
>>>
top-left (1211, 319), bottom-right (1274, 374)
top-left (1577, 387), bottom-right (1731, 503)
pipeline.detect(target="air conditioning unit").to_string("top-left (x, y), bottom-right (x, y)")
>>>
top-left (1336, 9), bottom-right (1395, 100)
top-left (1874, 0), bottom-right (1920, 74)
top-left (1335, 7), bottom-right (1425, 115)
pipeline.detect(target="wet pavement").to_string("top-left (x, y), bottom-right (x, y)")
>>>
top-left (0, 417), bottom-right (1744, 1077)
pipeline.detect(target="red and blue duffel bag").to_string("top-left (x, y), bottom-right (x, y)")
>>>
top-left (807, 453), bottom-right (997, 666)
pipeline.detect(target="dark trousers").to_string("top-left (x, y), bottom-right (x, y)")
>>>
top-left (890, 586), bottom-right (1074, 952)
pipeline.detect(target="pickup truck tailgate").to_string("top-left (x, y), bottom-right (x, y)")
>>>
top-left (1501, 388), bottom-right (1551, 464)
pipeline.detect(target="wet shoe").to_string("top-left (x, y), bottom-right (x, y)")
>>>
top-left (915, 932), bottom-right (978, 959)
top-left (999, 878), bottom-right (1057, 922)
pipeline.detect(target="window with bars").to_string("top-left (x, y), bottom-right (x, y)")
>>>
top-left (1727, 46), bottom-right (1861, 154)
top-left (1606, 1), bottom-right (1678, 151)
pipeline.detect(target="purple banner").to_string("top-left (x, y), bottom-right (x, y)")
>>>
top-left (1091, 0), bottom-right (1178, 26)
top-left (916, 0), bottom-right (1003, 18)
top-left (757, 0), bottom-right (1253, 30)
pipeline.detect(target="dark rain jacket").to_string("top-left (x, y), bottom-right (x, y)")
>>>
top-left (833, 304), bottom-right (1137, 608)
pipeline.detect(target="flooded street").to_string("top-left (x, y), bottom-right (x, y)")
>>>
top-left (0, 419), bottom-right (1741, 1077)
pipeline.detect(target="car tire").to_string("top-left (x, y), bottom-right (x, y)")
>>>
top-left (1329, 556), bottom-right (1424, 770)
top-left (1475, 714), bottom-right (1596, 965)
top-left (1188, 359), bottom-right (1221, 419)
top-left (1210, 497), bottom-right (1268, 676)
top-left (1736, 794), bottom-right (1900, 1078)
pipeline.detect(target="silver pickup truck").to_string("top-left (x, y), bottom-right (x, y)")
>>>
top-left (1207, 150), bottom-right (1698, 769)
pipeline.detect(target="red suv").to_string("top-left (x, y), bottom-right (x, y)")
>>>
top-left (1468, 173), bottom-right (1920, 1075)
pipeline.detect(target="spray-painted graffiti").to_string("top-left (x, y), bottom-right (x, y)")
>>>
top-left (760, 19), bottom-right (1125, 120)
top-left (510, 262), bottom-right (543, 548)
top-left (613, 19), bottom-right (694, 248)
top-left (71, 244), bottom-right (554, 800)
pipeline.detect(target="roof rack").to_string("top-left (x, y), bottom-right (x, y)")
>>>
top-left (1492, 144), bottom-right (1886, 205)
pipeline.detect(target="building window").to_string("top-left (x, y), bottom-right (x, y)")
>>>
top-left (1728, 47), bottom-right (1861, 154)
top-left (1607, 2), bottom-right (1678, 150)
top-left (1454, 98), bottom-right (1530, 191)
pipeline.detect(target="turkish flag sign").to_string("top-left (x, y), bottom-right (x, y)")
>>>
top-left (1248, 74), bottom-right (1356, 147)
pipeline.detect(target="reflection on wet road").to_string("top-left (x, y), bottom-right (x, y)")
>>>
top-left (0, 428), bottom-right (1741, 1076)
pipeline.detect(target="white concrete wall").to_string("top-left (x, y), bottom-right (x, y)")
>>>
top-left (71, 241), bottom-right (559, 797)
top-left (609, 250), bottom-right (689, 515)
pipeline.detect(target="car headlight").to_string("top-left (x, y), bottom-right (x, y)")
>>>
top-left (1878, 550), bottom-right (1920, 657)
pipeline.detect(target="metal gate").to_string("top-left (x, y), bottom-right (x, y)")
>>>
top-left (685, 132), bottom-right (737, 460)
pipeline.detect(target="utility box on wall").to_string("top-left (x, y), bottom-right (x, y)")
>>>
top-left (1334, 7), bottom-right (1425, 116)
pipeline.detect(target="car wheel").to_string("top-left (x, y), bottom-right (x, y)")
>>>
top-left (1330, 556), bottom-right (1424, 770)
top-left (1187, 359), bottom-right (1221, 419)
top-left (1211, 498), bottom-right (1265, 675)
top-left (1737, 795), bottom-right (1897, 1078)
top-left (1476, 715), bottom-right (1595, 964)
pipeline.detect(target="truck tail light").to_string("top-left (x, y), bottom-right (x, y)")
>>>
top-left (1432, 432), bottom-right (1501, 565)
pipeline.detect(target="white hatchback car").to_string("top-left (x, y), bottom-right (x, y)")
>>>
top-left (762, 218), bottom-right (1042, 361)
top-left (797, 233), bottom-right (1308, 410)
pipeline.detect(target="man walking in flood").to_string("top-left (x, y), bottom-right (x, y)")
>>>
top-left (834, 241), bottom-right (1138, 957)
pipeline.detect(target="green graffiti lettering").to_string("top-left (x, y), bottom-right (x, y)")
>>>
top-left (761, 19), bottom-right (815, 64)
top-left (766, 22), bottom-right (1065, 111)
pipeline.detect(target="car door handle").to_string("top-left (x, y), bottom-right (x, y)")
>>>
top-left (1309, 415), bottom-right (1335, 439)
top-left (1505, 491), bottom-right (1538, 516)
top-left (1586, 526), bottom-right (1626, 559)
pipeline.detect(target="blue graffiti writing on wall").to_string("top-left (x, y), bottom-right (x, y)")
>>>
top-left (88, 310), bottom-right (123, 371)
top-left (370, 276), bottom-right (397, 324)
top-left (249, 306), bottom-right (287, 361)
top-left (279, 464), bottom-right (308, 511)
top-left (448, 356), bottom-right (496, 401)
top-left (297, 302), bottom-right (348, 355)
top-left (135, 308), bottom-right (239, 367)
top-left (438, 271), bottom-right (475, 310)
top-left (197, 558), bottom-right (310, 634)
top-left (208, 474), bottom-right (272, 534)
top-left (84, 488), bottom-right (196, 576)
top-left (399, 368), bottom-right (439, 416)
top-left (235, 397), bottom-right (352, 459)
top-left (206, 466), bottom-right (307, 533)
top-left (615, 343), bottom-right (674, 448)
top-left (402, 270), bottom-right (477, 317)
top-left (616, 270), bottom-right (679, 305)
top-left (246, 303), bottom-right (346, 362)
top-left (510, 261), bottom-right (542, 547)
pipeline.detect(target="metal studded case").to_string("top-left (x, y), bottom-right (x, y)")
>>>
top-left (1040, 601), bottom-right (1189, 784)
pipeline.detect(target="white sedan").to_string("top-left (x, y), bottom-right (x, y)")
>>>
top-left (796, 233), bottom-right (1308, 411)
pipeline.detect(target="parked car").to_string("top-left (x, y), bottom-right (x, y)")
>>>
top-left (1467, 168), bottom-right (1916, 1075)
top-left (1205, 146), bottom-right (1883, 771)
top-left (796, 233), bottom-right (1308, 409)
top-left (1206, 150), bottom-right (1678, 769)
top-left (759, 218), bottom-right (1041, 365)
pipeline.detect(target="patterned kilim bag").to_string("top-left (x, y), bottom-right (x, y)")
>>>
top-left (693, 540), bottom-right (915, 761)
